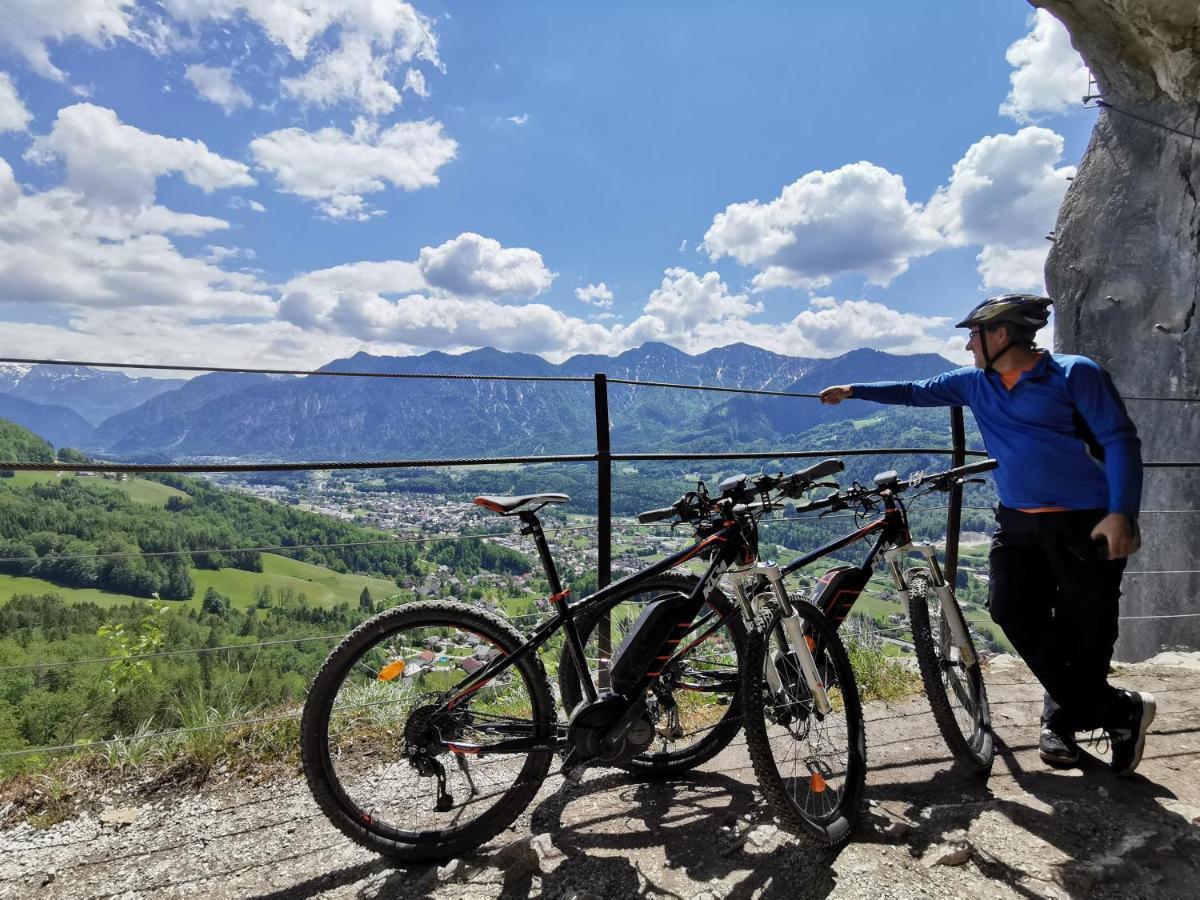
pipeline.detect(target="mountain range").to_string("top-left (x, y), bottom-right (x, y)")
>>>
top-left (0, 344), bottom-right (961, 459)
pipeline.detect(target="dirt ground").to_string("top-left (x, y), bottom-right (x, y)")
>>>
top-left (1, 656), bottom-right (1198, 900)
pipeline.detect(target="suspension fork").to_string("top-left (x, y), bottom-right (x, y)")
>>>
top-left (884, 545), bottom-right (977, 666)
top-left (735, 564), bottom-right (833, 715)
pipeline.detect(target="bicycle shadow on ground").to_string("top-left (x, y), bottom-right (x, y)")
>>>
top-left (862, 733), bottom-right (1200, 899)
top-left (517, 769), bottom-right (841, 899)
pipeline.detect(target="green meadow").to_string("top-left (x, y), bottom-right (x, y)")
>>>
top-left (0, 552), bottom-right (402, 610)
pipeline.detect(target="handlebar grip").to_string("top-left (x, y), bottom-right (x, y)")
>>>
top-left (797, 457), bottom-right (845, 482)
top-left (949, 458), bottom-right (998, 478)
top-left (637, 506), bottom-right (678, 524)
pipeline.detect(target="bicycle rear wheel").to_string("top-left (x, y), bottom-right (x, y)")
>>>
top-left (742, 601), bottom-right (866, 844)
top-left (907, 569), bottom-right (994, 771)
top-left (557, 573), bottom-right (745, 777)
top-left (301, 600), bottom-right (555, 862)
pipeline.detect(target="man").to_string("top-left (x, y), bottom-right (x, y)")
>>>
top-left (819, 293), bottom-right (1154, 775)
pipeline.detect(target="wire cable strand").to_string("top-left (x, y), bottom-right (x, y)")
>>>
top-left (0, 356), bottom-right (592, 383)
top-left (1089, 98), bottom-right (1200, 142)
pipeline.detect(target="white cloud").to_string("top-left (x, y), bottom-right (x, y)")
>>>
top-left (403, 68), bottom-right (428, 97)
top-left (705, 127), bottom-right (1072, 296)
top-left (0, 312), bottom-right (391, 373)
top-left (0, 0), bottom-right (132, 82)
top-left (0, 72), bottom-right (31, 132)
top-left (703, 162), bottom-right (943, 289)
top-left (27, 103), bottom-right (254, 207)
top-left (250, 118), bottom-right (456, 219)
top-left (507, 114), bottom-right (529, 126)
top-left (925, 127), bottom-right (1073, 291)
top-left (274, 257), bottom-right (958, 361)
top-left (639, 268), bottom-right (761, 333)
top-left (418, 233), bottom-right (555, 298)
top-left (284, 259), bottom-right (427, 299)
top-left (229, 196), bottom-right (267, 213)
top-left (975, 246), bottom-right (1049, 293)
top-left (1001, 10), bottom-right (1090, 122)
top-left (677, 238), bottom-right (688, 254)
top-left (164, 0), bottom-right (441, 115)
top-left (185, 63), bottom-right (252, 113)
top-left (575, 283), bottom-right (614, 308)
top-left (282, 35), bottom-right (400, 115)
top-left (763, 296), bottom-right (951, 357)
top-left (0, 156), bottom-right (271, 317)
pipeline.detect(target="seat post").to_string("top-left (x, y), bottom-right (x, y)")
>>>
top-left (519, 511), bottom-right (563, 596)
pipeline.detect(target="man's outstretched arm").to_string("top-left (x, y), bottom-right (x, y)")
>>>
top-left (819, 369), bottom-right (973, 408)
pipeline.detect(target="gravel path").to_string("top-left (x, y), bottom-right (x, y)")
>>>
top-left (2, 658), bottom-right (1198, 899)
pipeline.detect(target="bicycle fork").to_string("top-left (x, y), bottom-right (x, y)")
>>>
top-left (732, 564), bottom-right (833, 715)
top-left (883, 544), bottom-right (976, 667)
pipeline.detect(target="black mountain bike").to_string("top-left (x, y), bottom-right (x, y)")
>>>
top-left (300, 461), bottom-right (859, 862)
top-left (734, 457), bottom-right (997, 842)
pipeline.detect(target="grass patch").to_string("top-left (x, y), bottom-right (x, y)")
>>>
top-left (847, 640), bottom-right (922, 703)
top-left (850, 416), bottom-right (885, 430)
top-left (0, 553), bottom-right (402, 610)
top-left (1, 472), bottom-right (188, 506)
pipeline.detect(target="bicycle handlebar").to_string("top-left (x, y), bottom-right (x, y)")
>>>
top-left (635, 458), bottom-right (846, 525)
top-left (634, 458), bottom-right (995, 525)
top-left (796, 458), bottom-right (998, 513)
top-left (637, 505), bottom-right (680, 524)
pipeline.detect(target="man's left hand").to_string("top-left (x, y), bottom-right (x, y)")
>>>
top-left (1091, 513), bottom-right (1141, 559)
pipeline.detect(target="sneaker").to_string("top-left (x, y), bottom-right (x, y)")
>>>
top-left (1039, 728), bottom-right (1080, 767)
top-left (1109, 691), bottom-right (1156, 776)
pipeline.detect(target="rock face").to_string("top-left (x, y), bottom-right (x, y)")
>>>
top-left (1040, 0), bottom-right (1200, 660)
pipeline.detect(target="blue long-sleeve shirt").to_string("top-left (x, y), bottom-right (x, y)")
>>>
top-left (852, 353), bottom-right (1142, 517)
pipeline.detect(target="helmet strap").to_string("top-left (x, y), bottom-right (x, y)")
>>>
top-left (980, 328), bottom-right (1016, 372)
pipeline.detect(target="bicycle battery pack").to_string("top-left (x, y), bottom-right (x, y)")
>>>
top-left (609, 592), bottom-right (694, 697)
top-left (811, 565), bottom-right (871, 626)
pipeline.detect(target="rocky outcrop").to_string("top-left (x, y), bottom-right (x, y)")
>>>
top-left (1040, 0), bottom-right (1200, 659)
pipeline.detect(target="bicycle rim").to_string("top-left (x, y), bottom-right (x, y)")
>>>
top-left (557, 573), bottom-right (744, 776)
top-left (301, 602), bottom-right (554, 860)
top-left (908, 572), bottom-right (993, 771)
top-left (743, 603), bottom-right (866, 844)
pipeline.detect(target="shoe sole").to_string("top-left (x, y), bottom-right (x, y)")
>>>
top-left (1039, 749), bottom-right (1080, 768)
top-left (1115, 693), bottom-right (1157, 776)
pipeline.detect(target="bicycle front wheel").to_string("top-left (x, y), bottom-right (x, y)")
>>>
top-left (557, 573), bottom-right (745, 777)
top-left (301, 600), bottom-right (555, 862)
top-left (907, 569), bottom-right (994, 771)
top-left (742, 601), bottom-right (866, 844)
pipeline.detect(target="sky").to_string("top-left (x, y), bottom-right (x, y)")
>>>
top-left (0, 1), bottom-right (1096, 372)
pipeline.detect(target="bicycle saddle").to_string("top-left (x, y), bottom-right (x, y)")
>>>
top-left (474, 493), bottom-right (570, 514)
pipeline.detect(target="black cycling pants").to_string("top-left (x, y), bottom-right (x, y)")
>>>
top-left (987, 506), bottom-right (1134, 734)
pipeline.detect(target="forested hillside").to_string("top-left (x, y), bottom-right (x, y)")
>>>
top-left (0, 419), bottom-right (54, 465)
top-left (0, 467), bottom-right (529, 602)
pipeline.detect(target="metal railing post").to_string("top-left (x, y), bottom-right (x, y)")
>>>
top-left (594, 373), bottom-right (613, 688)
top-left (945, 406), bottom-right (967, 590)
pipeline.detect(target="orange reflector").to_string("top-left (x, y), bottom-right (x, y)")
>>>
top-left (809, 772), bottom-right (827, 793)
top-left (805, 635), bottom-right (817, 652)
top-left (377, 660), bottom-right (406, 681)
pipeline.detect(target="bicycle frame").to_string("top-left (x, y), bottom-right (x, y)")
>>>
top-left (733, 489), bottom-right (976, 668)
top-left (431, 511), bottom-right (746, 755)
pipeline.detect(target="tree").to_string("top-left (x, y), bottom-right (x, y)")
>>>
top-left (201, 587), bottom-right (231, 617)
top-left (56, 447), bottom-right (89, 463)
top-left (359, 586), bottom-right (373, 613)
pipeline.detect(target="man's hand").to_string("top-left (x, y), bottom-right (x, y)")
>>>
top-left (819, 385), bottom-right (854, 405)
top-left (1091, 513), bottom-right (1141, 559)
